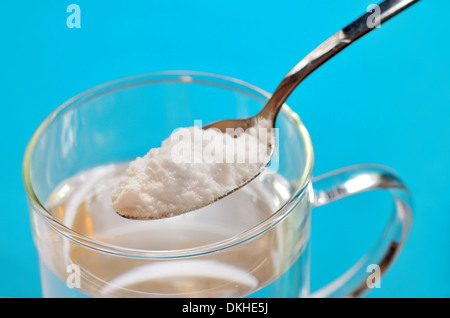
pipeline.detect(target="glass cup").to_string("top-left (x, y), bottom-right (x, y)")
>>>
top-left (22, 71), bottom-right (412, 298)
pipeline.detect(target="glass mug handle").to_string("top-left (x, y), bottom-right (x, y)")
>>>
top-left (310, 164), bottom-right (413, 298)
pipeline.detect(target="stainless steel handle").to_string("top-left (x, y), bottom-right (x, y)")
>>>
top-left (259, 0), bottom-right (419, 120)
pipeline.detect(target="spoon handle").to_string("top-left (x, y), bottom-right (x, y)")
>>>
top-left (260, 0), bottom-right (419, 120)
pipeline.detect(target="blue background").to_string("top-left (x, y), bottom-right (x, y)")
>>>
top-left (0, 0), bottom-right (448, 297)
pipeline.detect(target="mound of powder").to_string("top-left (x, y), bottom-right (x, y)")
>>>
top-left (112, 120), bottom-right (273, 219)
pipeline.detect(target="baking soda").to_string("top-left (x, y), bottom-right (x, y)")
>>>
top-left (112, 119), bottom-right (274, 219)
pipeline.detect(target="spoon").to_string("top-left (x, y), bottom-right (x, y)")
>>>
top-left (115, 0), bottom-right (418, 220)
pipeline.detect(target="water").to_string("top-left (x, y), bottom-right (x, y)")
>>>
top-left (40, 163), bottom-right (310, 298)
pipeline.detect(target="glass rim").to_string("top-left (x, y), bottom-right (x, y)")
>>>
top-left (22, 70), bottom-right (315, 259)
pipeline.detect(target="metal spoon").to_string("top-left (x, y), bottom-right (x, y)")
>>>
top-left (116, 0), bottom-right (418, 219)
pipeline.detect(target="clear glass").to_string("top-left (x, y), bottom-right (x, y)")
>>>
top-left (23, 71), bottom-right (412, 298)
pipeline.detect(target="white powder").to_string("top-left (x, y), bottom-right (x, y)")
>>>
top-left (112, 119), bottom-right (273, 219)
